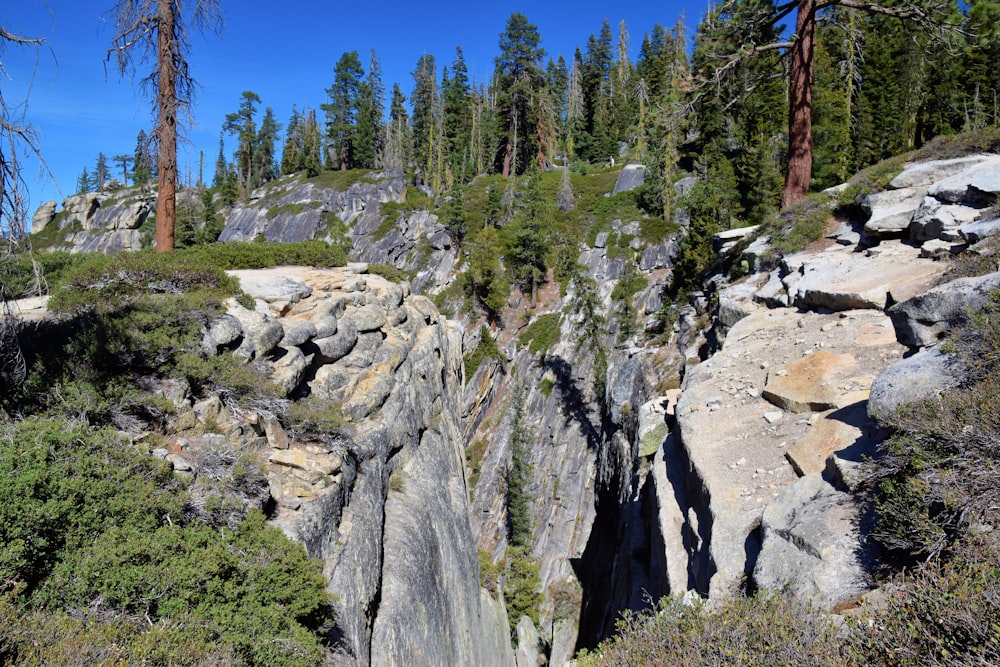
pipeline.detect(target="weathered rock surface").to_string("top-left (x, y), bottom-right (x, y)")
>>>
top-left (787, 243), bottom-right (945, 311)
top-left (861, 187), bottom-right (925, 236)
top-left (612, 164), bottom-right (645, 195)
top-left (867, 346), bottom-right (964, 428)
top-left (192, 265), bottom-right (513, 665)
top-left (674, 305), bottom-right (903, 600)
top-left (753, 474), bottom-right (873, 608)
top-left (31, 201), bottom-right (56, 233)
top-left (888, 270), bottom-right (1000, 347)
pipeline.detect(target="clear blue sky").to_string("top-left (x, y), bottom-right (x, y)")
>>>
top-left (5, 1), bottom-right (697, 219)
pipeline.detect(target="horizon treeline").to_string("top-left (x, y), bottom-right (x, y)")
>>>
top-left (77, 6), bottom-right (999, 225)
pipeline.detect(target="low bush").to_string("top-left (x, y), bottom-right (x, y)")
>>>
top-left (464, 326), bottom-right (504, 378)
top-left (520, 313), bottom-right (562, 355)
top-left (580, 592), bottom-right (850, 666)
top-left (0, 417), bottom-right (335, 666)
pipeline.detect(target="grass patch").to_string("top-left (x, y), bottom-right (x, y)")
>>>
top-left (304, 168), bottom-right (376, 191)
top-left (755, 192), bottom-right (834, 259)
top-left (29, 213), bottom-right (80, 250)
top-left (465, 437), bottom-right (489, 490)
top-left (539, 376), bottom-right (555, 397)
top-left (464, 326), bottom-right (503, 378)
top-left (836, 157), bottom-right (906, 208)
top-left (520, 313), bottom-right (561, 355)
top-left (368, 263), bottom-right (413, 284)
top-left (266, 201), bottom-right (313, 218)
top-left (376, 186), bottom-right (436, 238)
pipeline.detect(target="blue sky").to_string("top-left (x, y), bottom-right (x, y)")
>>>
top-left (4, 1), bottom-right (696, 218)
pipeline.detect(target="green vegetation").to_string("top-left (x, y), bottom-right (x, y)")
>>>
top-left (286, 396), bottom-right (348, 446)
top-left (755, 192), bottom-right (834, 259)
top-left (579, 592), bottom-right (850, 666)
top-left (464, 326), bottom-right (504, 378)
top-left (870, 291), bottom-right (1000, 562)
top-left (836, 157), bottom-right (906, 209)
top-left (303, 167), bottom-right (376, 190)
top-left (505, 382), bottom-right (533, 549)
top-left (519, 313), bottom-right (561, 355)
top-left (504, 546), bottom-right (543, 638)
top-left (581, 290), bottom-right (1000, 667)
top-left (377, 185), bottom-right (435, 239)
top-left (465, 437), bottom-right (489, 490)
top-left (0, 418), bottom-right (333, 666)
top-left (266, 201), bottom-right (311, 218)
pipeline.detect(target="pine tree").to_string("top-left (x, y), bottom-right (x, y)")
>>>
top-left (281, 106), bottom-right (303, 175)
top-left (503, 166), bottom-right (550, 306)
top-left (506, 381), bottom-right (533, 549)
top-left (444, 47), bottom-right (473, 184)
top-left (354, 49), bottom-right (385, 169)
top-left (108, 0), bottom-right (223, 251)
top-left (255, 107), bottom-right (281, 186)
top-left (133, 129), bottom-right (154, 187)
top-left (112, 154), bottom-right (133, 187)
top-left (323, 51), bottom-right (365, 171)
top-left (411, 54), bottom-right (438, 181)
top-left (223, 90), bottom-right (261, 195)
top-left (384, 84), bottom-right (410, 172)
top-left (76, 166), bottom-right (94, 195)
top-left (301, 108), bottom-right (323, 178)
top-left (94, 153), bottom-right (110, 190)
top-left (494, 12), bottom-right (545, 177)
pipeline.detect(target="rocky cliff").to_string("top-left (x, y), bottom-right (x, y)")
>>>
top-left (22, 151), bottom-right (1000, 664)
top-left (154, 264), bottom-right (512, 665)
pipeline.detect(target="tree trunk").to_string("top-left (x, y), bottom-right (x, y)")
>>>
top-left (781, 0), bottom-right (816, 209)
top-left (155, 0), bottom-right (177, 252)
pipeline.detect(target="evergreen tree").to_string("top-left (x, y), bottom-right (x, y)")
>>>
top-left (444, 47), bottom-right (473, 183)
top-left (411, 54), bottom-right (438, 181)
top-left (494, 12), bottom-right (545, 177)
top-left (579, 20), bottom-right (615, 163)
top-left (281, 106), bottom-right (303, 175)
top-left (506, 382), bottom-right (533, 549)
top-left (503, 166), bottom-right (549, 307)
top-left (223, 91), bottom-right (262, 195)
top-left (76, 167), bottom-right (94, 195)
top-left (112, 154), bottom-right (133, 187)
top-left (443, 185), bottom-right (468, 251)
top-left (354, 49), bottom-right (385, 169)
top-left (108, 0), bottom-right (223, 251)
top-left (465, 226), bottom-right (509, 325)
top-left (302, 108), bottom-right (323, 177)
top-left (385, 84), bottom-right (410, 172)
top-left (94, 153), bottom-right (110, 190)
top-left (323, 51), bottom-right (365, 170)
top-left (255, 107), bottom-right (281, 186)
top-left (132, 129), bottom-right (154, 187)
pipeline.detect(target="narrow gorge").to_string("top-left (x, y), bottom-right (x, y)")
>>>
top-left (13, 148), bottom-right (1000, 665)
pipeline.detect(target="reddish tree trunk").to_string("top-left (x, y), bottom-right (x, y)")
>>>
top-left (155, 0), bottom-right (177, 252)
top-left (781, 0), bottom-right (816, 209)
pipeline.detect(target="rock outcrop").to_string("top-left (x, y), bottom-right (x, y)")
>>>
top-left (160, 265), bottom-right (510, 665)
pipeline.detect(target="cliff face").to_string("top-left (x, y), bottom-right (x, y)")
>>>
top-left (191, 265), bottom-right (509, 665)
top-left (25, 152), bottom-right (998, 664)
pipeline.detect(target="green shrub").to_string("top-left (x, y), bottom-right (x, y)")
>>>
top-left (580, 592), bottom-right (852, 666)
top-left (754, 192), bottom-right (834, 260)
top-left (0, 417), bottom-right (335, 666)
top-left (869, 296), bottom-right (1000, 561)
top-left (504, 546), bottom-right (543, 638)
top-left (846, 536), bottom-right (1000, 666)
top-left (286, 395), bottom-right (348, 445)
top-left (465, 437), bottom-right (489, 490)
top-left (520, 313), bottom-right (562, 355)
top-left (464, 326), bottom-right (504, 378)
